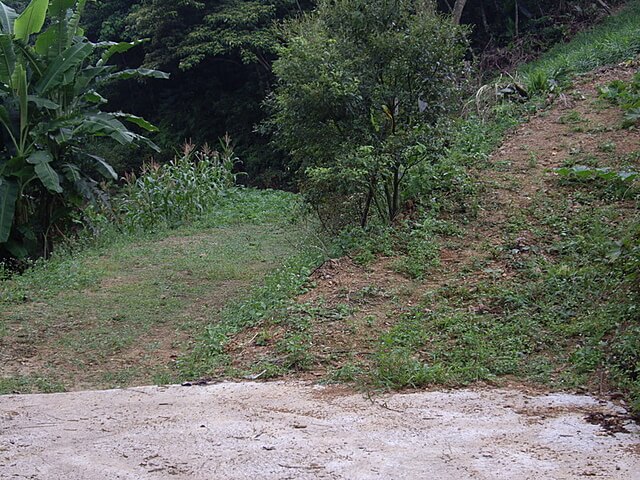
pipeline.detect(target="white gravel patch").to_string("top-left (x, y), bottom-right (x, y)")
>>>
top-left (1, 382), bottom-right (638, 479)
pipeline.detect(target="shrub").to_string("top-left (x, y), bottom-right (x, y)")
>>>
top-left (266, 0), bottom-right (469, 228)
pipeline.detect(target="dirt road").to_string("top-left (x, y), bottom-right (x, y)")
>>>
top-left (1, 382), bottom-right (638, 479)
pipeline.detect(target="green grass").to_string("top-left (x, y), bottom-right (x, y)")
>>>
top-left (0, 189), bottom-right (323, 393)
top-left (1, 189), bottom-right (305, 304)
top-left (370, 190), bottom-right (640, 413)
top-left (520, 0), bottom-right (640, 78)
top-left (0, 375), bottom-right (66, 394)
top-left (178, 251), bottom-right (325, 379)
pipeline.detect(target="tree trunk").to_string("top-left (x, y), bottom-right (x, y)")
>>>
top-left (452, 0), bottom-right (468, 24)
top-left (391, 164), bottom-right (401, 222)
top-left (361, 185), bottom-right (374, 228)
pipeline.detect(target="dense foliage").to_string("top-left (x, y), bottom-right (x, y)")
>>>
top-left (81, 0), bottom-right (313, 185)
top-left (0, 0), bottom-right (164, 262)
top-left (74, 0), bottom-right (621, 185)
top-left (267, 0), bottom-right (468, 228)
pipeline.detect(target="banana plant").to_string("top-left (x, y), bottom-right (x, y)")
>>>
top-left (0, 0), bottom-right (168, 259)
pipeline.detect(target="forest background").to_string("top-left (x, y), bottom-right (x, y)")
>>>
top-left (9, 0), bottom-right (619, 186)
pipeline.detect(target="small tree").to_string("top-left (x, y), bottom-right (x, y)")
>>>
top-left (0, 0), bottom-right (167, 259)
top-left (266, 0), bottom-right (468, 228)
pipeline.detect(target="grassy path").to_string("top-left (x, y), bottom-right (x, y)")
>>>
top-left (0, 191), bottom-right (315, 392)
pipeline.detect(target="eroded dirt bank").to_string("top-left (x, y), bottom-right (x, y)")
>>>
top-left (1, 382), bottom-right (638, 479)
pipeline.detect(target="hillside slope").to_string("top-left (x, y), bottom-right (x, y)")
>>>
top-left (210, 63), bottom-right (640, 413)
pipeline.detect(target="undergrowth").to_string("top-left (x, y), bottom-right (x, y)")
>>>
top-left (599, 71), bottom-right (640, 126)
top-left (3, 0), bottom-right (640, 415)
top-left (519, 0), bottom-right (640, 79)
top-left (334, 101), bottom-right (524, 278)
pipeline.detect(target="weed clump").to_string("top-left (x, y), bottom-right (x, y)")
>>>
top-left (599, 71), bottom-right (640, 127)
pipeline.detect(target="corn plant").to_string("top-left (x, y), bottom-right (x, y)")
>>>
top-left (119, 136), bottom-right (239, 231)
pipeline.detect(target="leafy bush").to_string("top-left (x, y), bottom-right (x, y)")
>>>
top-left (373, 347), bottom-right (432, 389)
top-left (118, 136), bottom-right (239, 231)
top-left (335, 225), bottom-right (395, 265)
top-left (556, 165), bottom-right (639, 183)
top-left (555, 165), bottom-right (639, 199)
top-left (266, 0), bottom-right (469, 228)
